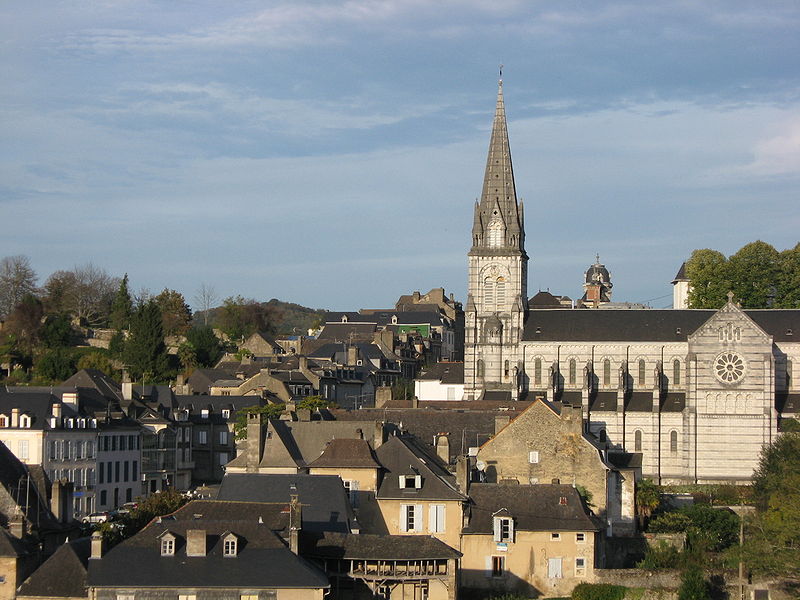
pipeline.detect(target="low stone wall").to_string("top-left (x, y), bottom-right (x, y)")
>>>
top-left (594, 568), bottom-right (681, 589)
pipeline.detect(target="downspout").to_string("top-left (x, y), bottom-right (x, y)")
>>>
top-left (658, 346), bottom-right (664, 484)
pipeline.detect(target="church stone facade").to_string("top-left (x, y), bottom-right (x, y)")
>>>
top-left (465, 82), bottom-right (799, 484)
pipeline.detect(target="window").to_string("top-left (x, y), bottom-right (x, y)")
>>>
top-left (343, 480), bottom-right (359, 507)
top-left (401, 504), bottom-right (422, 532)
top-left (124, 461), bottom-right (130, 482)
top-left (0, 416), bottom-right (7, 428)
top-left (599, 429), bottom-right (607, 444)
top-left (160, 537), bottom-right (175, 556)
top-left (634, 430), bottom-right (643, 452)
top-left (132, 460), bottom-right (138, 481)
top-left (575, 557), bottom-right (586, 576)
top-left (120, 436), bottom-right (127, 451)
top-left (534, 358), bottom-right (542, 385)
top-left (569, 359), bottom-right (576, 386)
top-left (528, 450), bottom-right (539, 464)
top-left (576, 532), bottom-right (585, 543)
top-left (223, 535), bottom-right (238, 557)
top-left (218, 452), bottom-right (229, 466)
top-left (117, 595), bottom-right (135, 600)
top-left (670, 430), bottom-right (678, 455)
top-left (178, 595), bottom-right (196, 600)
top-left (603, 359), bottom-right (611, 387)
top-left (398, 474), bottom-right (421, 489)
top-left (429, 504), bottom-right (445, 533)
top-left (100, 490), bottom-right (107, 506)
top-left (673, 359), bottom-right (681, 386)
top-left (504, 360), bottom-right (509, 377)
top-left (115, 461), bottom-right (120, 483)
top-left (19, 414), bottom-right (31, 428)
top-left (493, 516), bottom-right (514, 542)
top-left (491, 555), bottom-right (505, 577)
top-left (241, 595), bottom-right (259, 600)
top-left (550, 532), bottom-right (561, 541)
top-left (222, 409), bottom-right (231, 419)
top-left (18, 439), bottom-right (29, 460)
top-left (198, 431), bottom-right (207, 445)
top-left (477, 359), bottom-right (485, 378)
top-left (487, 220), bottom-right (503, 247)
top-left (219, 431), bottom-right (228, 445)
top-left (99, 463), bottom-right (105, 484)
top-left (787, 359), bottom-right (793, 390)
top-left (87, 441), bottom-right (95, 458)
top-left (638, 359), bottom-right (646, 386)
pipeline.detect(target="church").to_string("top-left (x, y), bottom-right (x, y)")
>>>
top-left (464, 80), bottom-right (799, 484)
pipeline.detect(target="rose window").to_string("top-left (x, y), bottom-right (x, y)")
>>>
top-left (714, 352), bottom-right (745, 383)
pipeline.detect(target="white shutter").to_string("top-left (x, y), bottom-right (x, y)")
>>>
top-left (400, 505), bottom-right (409, 532)
top-left (484, 556), bottom-right (493, 577)
top-left (493, 517), bottom-right (501, 542)
top-left (414, 475), bottom-right (422, 488)
top-left (398, 475), bottom-right (406, 488)
top-left (414, 504), bottom-right (424, 532)
top-left (529, 450), bottom-right (539, 463)
top-left (508, 517), bottom-right (515, 542)
top-left (429, 504), bottom-right (445, 533)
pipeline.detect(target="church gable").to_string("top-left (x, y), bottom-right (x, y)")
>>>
top-left (688, 299), bottom-right (772, 348)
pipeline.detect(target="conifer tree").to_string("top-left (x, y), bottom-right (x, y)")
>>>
top-left (109, 274), bottom-right (133, 331)
top-left (123, 299), bottom-right (169, 383)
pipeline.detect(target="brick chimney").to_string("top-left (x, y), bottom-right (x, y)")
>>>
top-left (186, 529), bottom-right (207, 556)
top-left (347, 346), bottom-right (358, 366)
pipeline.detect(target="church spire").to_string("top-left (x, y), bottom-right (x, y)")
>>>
top-left (471, 77), bottom-right (524, 253)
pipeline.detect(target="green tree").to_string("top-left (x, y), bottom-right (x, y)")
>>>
top-left (37, 348), bottom-right (76, 382)
top-left (686, 249), bottom-right (730, 309)
top-left (297, 395), bottom-right (332, 412)
top-left (215, 296), bottom-right (274, 341)
top-left (185, 325), bottom-right (222, 367)
top-left (177, 342), bottom-right (197, 371)
top-left (40, 314), bottom-right (73, 348)
top-left (636, 478), bottom-right (661, 528)
top-left (777, 243), bottom-right (800, 308)
top-left (233, 403), bottom-right (285, 440)
top-left (109, 274), bottom-right (133, 331)
top-left (100, 488), bottom-right (188, 546)
top-left (76, 350), bottom-right (115, 377)
top-left (727, 241), bottom-right (781, 308)
top-left (648, 504), bottom-right (738, 552)
top-left (677, 562), bottom-right (710, 600)
top-left (155, 288), bottom-right (192, 337)
top-left (123, 300), bottom-right (169, 383)
top-left (108, 330), bottom-right (126, 360)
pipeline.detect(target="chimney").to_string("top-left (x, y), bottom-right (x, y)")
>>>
top-left (494, 415), bottom-right (511, 434)
top-left (299, 355), bottom-right (308, 372)
top-left (435, 435), bottom-right (450, 464)
top-left (62, 392), bottom-right (79, 410)
top-left (246, 412), bottom-right (264, 472)
top-left (52, 402), bottom-right (62, 420)
top-left (11, 408), bottom-right (19, 428)
top-left (411, 396), bottom-right (419, 409)
top-left (373, 421), bottom-right (385, 449)
top-left (347, 346), bottom-right (358, 366)
top-left (90, 530), bottom-right (104, 559)
top-left (186, 529), bottom-right (207, 556)
top-left (375, 387), bottom-right (392, 408)
top-left (50, 479), bottom-right (73, 523)
top-left (289, 494), bottom-right (302, 555)
top-left (8, 512), bottom-right (25, 539)
top-left (456, 455), bottom-right (470, 495)
top-left (122, 372), bottom-right (133, 401)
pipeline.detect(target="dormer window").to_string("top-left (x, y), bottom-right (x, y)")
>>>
top-left (201, 409), bottom-right (209, 419)
top-left (222, 533), bottom-right (238, 557)
top-left (0, 415), bottom-right (7, 428)
top-left (493, 516), bottom-right (514, 542)
top-left (398, 474), bottom-right (422, 489)
top-left (221, 409), bottom-right (230, 419)
top-left (159, 532), bottom-right (176, 556)
top-left (19, 415), bottom-right (31, 428)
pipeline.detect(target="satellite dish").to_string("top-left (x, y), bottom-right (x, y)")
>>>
top-left (476, 460), bottom-right (486, 471)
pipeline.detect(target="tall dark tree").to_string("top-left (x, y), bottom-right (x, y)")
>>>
top-left (185, 325), bottom-right (222, 367)
top-left (109, 274), bottom-right (133, 331)
top-left (777, 243), bottom-right (800, 308)
top-left (155, 288), bottom-right (192, 337)
top-left (40, 314), bottom-right (73, 348)
top-left (123, 300), bottom-right (169, 383)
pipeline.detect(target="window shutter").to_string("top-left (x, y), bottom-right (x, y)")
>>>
top-left (400, 505), bottom-right (408, 532)
top-left (508, 518), bottom-right (515, 542)
top-left (493, 517), bottom-right (501, 542)
top-left (414, 505), bottom-right (424, 532)
top-left (529, 450), bottom-right (539, 464)
top-left (414, 475), bottom-right (422, 488)
top-left (485, 556), bottom-right (493, 577)
top-left (398, 475), bottom-right (406, 489)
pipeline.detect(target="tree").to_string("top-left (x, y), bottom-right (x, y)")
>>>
top-left (193, 283), bottom-right (218, 326)
top-left (37, 348), bottom-right (76, 382)
top-left (76, 350), bottom-right (115, 377)
top-left (109, 274), bottom-right (133, 331)
top-left (635, 478), bottom-right (661, 528)
top-left (686, 249), bottom-right (730, 309)
top-left (177, 342), bottom-right (197, 371)
top-left (43, 264), bottom-right (118, 326)
top-left (123, 300), bottom-right (169, 383)
top-left (0, 255), bottom-right (38, 319)
top-left (40, 314), bottom-right (73, 348)
top-left (296, 395), bottom-right (331, 412)
top-left (777, 243), bottom-right (800, 308)
top-left (215, 296), bottom-right (275, 341)
top-left (677, 562), bottom-right (710, 600)
top-left (101, 487), bottom-right (188, 545)
top-left (727, 241), bottom-right (781, 308)
top-left (154, 288), bottom-right (192, 337)
top-left (233, 403), bottom-right (285, 440)
top-left (185, 326), bottom-right (222, 367)
top-left (2, 294), bottom-right (44, 354)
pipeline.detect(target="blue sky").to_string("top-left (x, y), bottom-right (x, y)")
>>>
top-left (2, 1), bottom-right (799, 311)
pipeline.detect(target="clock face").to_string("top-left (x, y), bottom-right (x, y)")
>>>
top-left (714, 352), bottom-right (745, 383)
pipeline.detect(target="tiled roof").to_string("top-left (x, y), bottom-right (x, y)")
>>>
top-left (462, 484), bottom-right (599, 534)
top-left (17, 537), bottom-right (90, 596)
top-left (303, 532), bottom-right (461, 560)
top-left (307, 439), bottom-right (380, 469)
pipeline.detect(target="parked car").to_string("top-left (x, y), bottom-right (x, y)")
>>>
top-left (82, 512), bottom-right (110, 524)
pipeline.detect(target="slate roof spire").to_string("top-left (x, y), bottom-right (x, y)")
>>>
top-left (471, 77), bottom-right (525, 254)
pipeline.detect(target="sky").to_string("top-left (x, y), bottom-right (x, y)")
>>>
top-left (2, 1), bottom-right (799, 312)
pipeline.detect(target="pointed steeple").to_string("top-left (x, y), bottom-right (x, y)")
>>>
top-left (471, 78), bottom-right (525, 254)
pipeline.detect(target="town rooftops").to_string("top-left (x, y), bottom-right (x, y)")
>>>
top-left (303, 532), bottom-right (461, 560)
top-left (17, 537), bottom-right (90, 597)
top-left (417, 362), bottom-right (464, 384)
top-left (463, 484), bottom-right (599, 534)
top-left (307, 438), bottom-right (380, 469)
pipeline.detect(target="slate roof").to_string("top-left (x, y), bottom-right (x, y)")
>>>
top-left (216, 474), bottom-right (354, 533)
top-left (626, 392), bottom-right (654, 412)
top-left (62, 369), bottom-right (124, 402)
top-left (523, 308), bottom-right (800, 343)
top-left (317, 323), bottom-right (376, 342)
top-left (606, 452), bottom-right (643, 469)
top-left (88, 501), bottom-right (329, 590)
top-left (672, 262), bottom-right (688, 282)
top-left (483, 390), bottom-right (512, 402)
top-left (0, 391), bottom-right (54, 431)
top-left (307, 439), bottom-right (380, 469)
top-left (0, 441), bottom-right (62, 533)
top-left (590, 392), bottom-right (617, 412)
top-left (559, 390), bottom-right (582, 407)
top-left (528, 291), bottom-right (563, 309)
top-left (375, 436), bottom-right (465, 502)
top-left (186, 369), bottom-right (235, 394)
top-left (17, 537), bottom-right (90, 597)
top-left (303, 532), bottom-right (461, 560)
top-left (0, 528), bottom-right (28, 557)
top-left (777, 392), bottom-right (800, 415)
top-left (661, 392), bottom-right (686, 412)
top-left (263, 419), bottom-right (380, 469)
top-left (462, 484), bottom-right (599, 534)
top-left (417, 362), bottom-right (464, 384)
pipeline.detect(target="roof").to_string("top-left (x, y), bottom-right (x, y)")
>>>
top-left (216, 474), bottom-right (354, 533)
top-left (17, 537), bottom-right (90, 597)
top-left (303, 532), bottom-right (461, 560)
top-left (483, 390), bottom-right (512, 402)
top-left (307, 439), bottom-right (380, 469)
top-left (416, 362), bottom-right (464, 384)
top-left (317, 323), bottom-right (376, 342)
top-left (0, 527), bottom-right (29, 557)
top-left (0, 440), bottom-right (61, 532)
top-left (589, 391), bottom-right (617, 412)
top-left (626, 391), bottom-right (654, 412)
top-left (462, 484), bottom-right (599, 534)
top-left (62, 369), bottom-right (124, 402)
top-left (777, 392), bottom-right (800, 414)
top-left (186, 369), bottom-right (235, 394)
top-left (523, 308), bottom-right (800, 343)
top-left (263, 419), bottom-right (380, 469)
top-left (673, 261), bottom-right (688, 282)
top-left (606, 452), bottom-right (643, 469)
top-left (88, 502), bottom-right (330, 590)
top-left (661, 392), bottom-right (686, 412)
top-left (375, 436), bottom-right (465, 502)
top-left (0, 391), bottom-right (54, 431)
top-left (528, 291), bottom-right (563, 309)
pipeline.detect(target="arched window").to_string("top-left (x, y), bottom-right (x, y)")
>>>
top-left (670, 430), bottom-right (678, 455)
top-left (569, 359), bottom-right (576, 386)
top-left (483, 277), bottom-right (506, 310)
top-left (634, 429), bottom-right (643, 452)
top-left (504, 360), bottom-right (509, 377)
top-left (599, 429), bottom-right (607, 444)
top-left (534, 358), bottom-right (542, 385)
top-left (495, 279), bottom-right (506, 307)
top-left (787, 359), bottom-right (793, 390)
top-left (477, 359), bottom-right (485, 378)
top-left (603, 360), bottom-right (611, 387)
top-left (487, 220), bottom-right (503, 247)
top-left (638, 359), bottom-right (646, 387)
top-left (0, 415), bottom-right (7, 428)
top-left (673, 359), bottom-right (681, 386)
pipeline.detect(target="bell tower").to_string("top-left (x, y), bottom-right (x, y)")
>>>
top-left (464, 78), bottom-right (528, 400)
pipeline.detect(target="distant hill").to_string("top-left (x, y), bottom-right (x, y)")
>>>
top-left (195, 298), bottom-right (328, 336)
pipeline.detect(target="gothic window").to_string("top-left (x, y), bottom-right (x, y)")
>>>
top-left (638, 360), bottom-right (646, 387)
top-left (496, 279), bottom-right (506, 307)
top-left (477, 360), bottom-right (485, 378)
top-left (504, 360), bottom-right (509, 377)
top-left (603, 360), bottom-right (611, 387)
top-left (569, 359), bottom-right (576, 386)
top-left (634, 430), bottom-right (642, 452)
top-left (488, 219), bottom-right (503, 247)
top-left (483, 276), bottom-right (506, 310)
top-left (787, 359), bottom-right (793, 390)
top-left (534, 358), bottom-right (542, 385)
top-left (673, 359), bottom-right (681, 386)
top-left (483, 278), bottom-right (495, 308)
top-left (670, 430), bottom-right (678, 455)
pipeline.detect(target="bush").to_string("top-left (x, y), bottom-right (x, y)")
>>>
top-left (571, 583), bottom-right (626, 600)
top-left (677, 563), bottom-right (710, 600)
top-left (648, 505), bottom-right (738, 552)
top-left (637, 540), bottom-right (684, 570)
